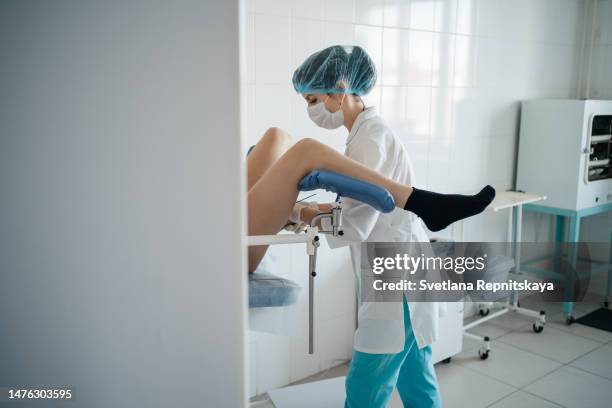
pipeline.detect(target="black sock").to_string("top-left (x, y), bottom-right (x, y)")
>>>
top-left (403, 185), bottom-right (496, 232)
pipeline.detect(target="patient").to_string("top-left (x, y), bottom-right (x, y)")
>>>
top-left (247, 128), bottom-right (495, 273)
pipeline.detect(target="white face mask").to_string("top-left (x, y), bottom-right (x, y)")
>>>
top-left (307, 95), bottom-right (344, 129)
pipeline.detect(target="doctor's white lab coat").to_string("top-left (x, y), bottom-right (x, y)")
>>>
top-left (323, 107), bottom-right (444, 354)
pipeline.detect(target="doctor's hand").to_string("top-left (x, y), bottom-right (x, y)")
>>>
top-left (317, 203), bottom-right (335, 212)
top-left (300, 206), bottom-right (324, 227)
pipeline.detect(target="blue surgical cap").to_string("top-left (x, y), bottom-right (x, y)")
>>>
top-left (292, 45), bottom-right (377, 96)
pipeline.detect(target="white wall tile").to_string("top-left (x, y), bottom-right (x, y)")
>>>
top-left (381, 27), bottom-right (401, 84)
top-left (606, 0), bottom-right (612, 44)
top-left (325, 0), bottom-right (356, 23)
top-left (324, 21), bottom-right (356, 46)
top-left (430, 87), bottom-right (453, 141)
top-left (478, 0), bottom-right (508, 39)
top-left (539, 44), bottom-right (578, 89)
top-left (381, 86), bottom-right (431, 141)
top-left (292, 0), bottom-right (325, 20)
top-left (383, 0), bottom-right (411, 29)
top-left (427, 138), bottom-right (451, 192)
top-left (434, 0), bottom-right (458, 33)
top-left (432, 32), bottom-right (455, 87)
top-left (289, 333), bottom-right (321, 382)
top-left (247, 14), bottom-right (256, 84)
top-left (456, 0), bottom-right (479, 35)
top-left (451, 87), bottom-right (489, 142)
top-left (319, 315), bottom-right (354, 370)
top-left (448, 133), bottom-right (490, 192)
top-left (247, 0), bottom-right (256, 15)
top-left (562, 0), bottom-right (585, 45)
top-left (604, 45), bottom-right (612, 89)
top-left (292, 18), bottom-right (326, 69)
top-left (256, 333), bottom-right (291, 392)
top-left (255, 15), bottom-right (292, 84)
top-left (484, 132), bottom-right (517, 189)
top-left (355, 0), bottom-right (385, 26)
top-left (428, 86), bottom-right (453, 191)
top-left (317, 246), bottom-right (356, 320)
top-left (382, 28), bottom-right (433, 86)
top-left (408, 0), bottom-right (436, 31)
top-left (476, 37), bottom-right (503, 87)
top-left (453, 34), bottom-right (478, 86)
top-left (246, 84), bottom-right (258, 146)
top-left (253, 84), bottom-right (292, 138)
top-left (403, 139), bottom-right (430, 187)
top-left (354, 25), bottom-right (383, 76)
top-left (589, 45), bottom-right (608, 91)
top-left (362, 85), bottom-right (382, 108)
top-left (484, 87), bottom-right (521, 137)
top-left (256, 0), bottom-right (291, 16)
top-left (249, 340), bottom-right (258, 397)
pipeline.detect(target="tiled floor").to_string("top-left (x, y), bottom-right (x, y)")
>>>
top-left (251, 301), bottom-right (612, 408)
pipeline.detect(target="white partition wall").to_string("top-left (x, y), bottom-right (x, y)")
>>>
top-left (0, 1), bottom-right (246, 407)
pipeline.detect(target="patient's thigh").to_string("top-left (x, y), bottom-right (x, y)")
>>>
top-left (247, 128), bottom-right (295, 190)
top-left (247, 159), bottom-right (301, 272)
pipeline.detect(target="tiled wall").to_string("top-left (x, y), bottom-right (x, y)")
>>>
top-left (581, 0), bottom-right (612, 241)
top-left (246, 0), bottom-right (594, 397)
top-left (589, 0), bottom-right (612, 99)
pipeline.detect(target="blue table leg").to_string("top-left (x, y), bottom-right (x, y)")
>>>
top-left (607, 229), bottom-right (612, 308)
top-left (554, 216), bottom-right (564, 277)
top-left (555, 216), bottom-right (565, 242)
top-left (564, 215), bottom-right (581, 322)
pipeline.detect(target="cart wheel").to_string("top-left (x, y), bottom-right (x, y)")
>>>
top-left (478, 349), bottom-right (489, 360)
top-left (442, 357), bottom-right (451, 364)
top-left (532, 322), bottom-right (544, 333)
top-left (479, 308), bottom-right (490, 316)
top-left (566, 315), bottom-right (574, 325)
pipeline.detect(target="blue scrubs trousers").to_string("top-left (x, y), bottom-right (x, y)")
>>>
top-left (345, 300), bottom-right (442, 408)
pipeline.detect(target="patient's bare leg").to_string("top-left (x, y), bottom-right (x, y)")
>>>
top-left (247, 127), bottom-right (295, 190)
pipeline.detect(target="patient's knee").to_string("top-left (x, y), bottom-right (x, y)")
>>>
top-left (292, 137), bottom-right (323, 155)
top-left (262, 127), bottom-right (292, 146)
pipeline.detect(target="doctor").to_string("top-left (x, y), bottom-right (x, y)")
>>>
top-left (294, 45), bottom-right (443, 408)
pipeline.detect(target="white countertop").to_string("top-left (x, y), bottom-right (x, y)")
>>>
top-left (487, 190), bottom-right (546, 212)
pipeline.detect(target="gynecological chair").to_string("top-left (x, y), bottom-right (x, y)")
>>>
top-left (247, 169), bottom-right (395, 354)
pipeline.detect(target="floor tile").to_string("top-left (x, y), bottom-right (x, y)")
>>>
top-left (435, 362), bottom-right (516, 408)
top-left (388, 390), bottom-right (403, 408)
top-left (462, 334), bottom-right (485, 352)
top-left (525, 366), bottom-right (612, 408)
top-left (497, 325), bottom-right (601, 363)
top-left (546, 311), bottom-right (612, 343)
top-left (482, 309), bottom-right (532, 331)
top-left (292, 362), bottom-right (348, 386)
top-left (488, 390), bottom-right (564, 408)
top-left (516, 297), bottom-right (565, 316)
top-left (452, 341), bottom-right (562, 388)
top-left (570, 342), bottom-right (612, 380)
top-left (467, 320), bottom-right (513, 339)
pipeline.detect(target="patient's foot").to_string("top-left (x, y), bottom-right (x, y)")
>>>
top-left (403, 185), bottom-right (495, 231)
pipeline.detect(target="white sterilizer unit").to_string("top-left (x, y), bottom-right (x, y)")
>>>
top-left (516, 99), bottom-right (612, 211)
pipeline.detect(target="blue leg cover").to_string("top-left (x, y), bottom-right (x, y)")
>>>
top-left (298, 169), bottom-right (395, 213)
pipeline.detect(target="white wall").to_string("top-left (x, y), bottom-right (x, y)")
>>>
top-left (588, 0), bottom-right (612, 100)
top-left (0, 1), bottom-right (246, 407)
top-left (579, 0), bottom-right (612, 242)
top-left (246, 0), bottom-right (592, 395)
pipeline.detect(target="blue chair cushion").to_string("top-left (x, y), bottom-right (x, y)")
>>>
top-left (298, 169), bottom-right (395, 213)
top-left (249, 272), bottom-right (301, 308)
